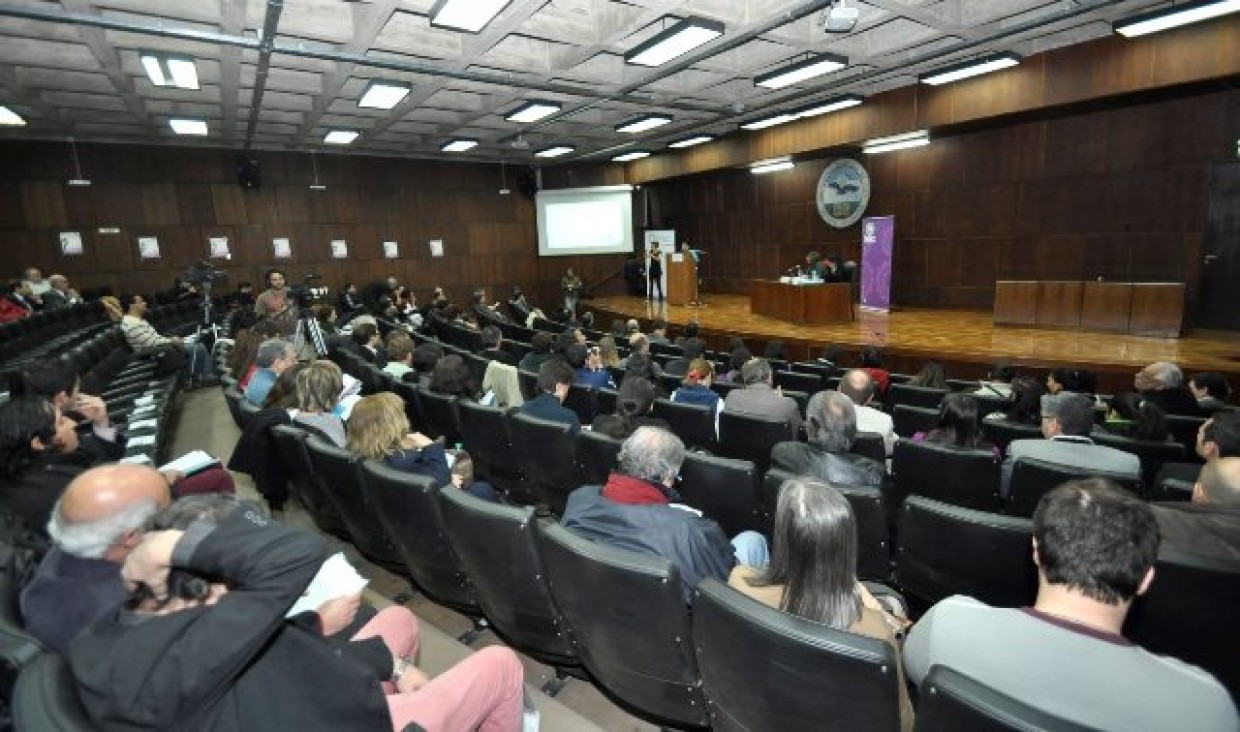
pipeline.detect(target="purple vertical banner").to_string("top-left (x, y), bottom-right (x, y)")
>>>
top-left (860, 216), bottom-right (894, 312)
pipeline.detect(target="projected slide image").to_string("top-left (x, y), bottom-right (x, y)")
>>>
top-left (536, 186), bottom-right (635, 257)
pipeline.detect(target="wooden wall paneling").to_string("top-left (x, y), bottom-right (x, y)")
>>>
top-left (211, 184), bottom-right (248, 225)
top-left (21, 181), bottom-right (69, 229)
top-left (177, 183), bottom-right (215, 225)
top-left (1036, 281), bottom-right (1084, 327)
top-left (0, 183), bottom-right (24, 228)
top-left (1081, 281), bottom-right (1133, 331)
top-left (274, 185), bottom-right (311, 224)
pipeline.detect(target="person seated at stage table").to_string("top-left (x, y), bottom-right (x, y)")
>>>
top-left (1189, 372), bottom-right (1232, 414)
top-left (911, 393), bottom-right (999, 458)
top-left (665, 337), bottom-right (705, 377)
top-left (908, 361), bottom-right (947, 390)
top-left (518, 360), bottom-right (580, 431)
top-left (569, 343), bottom-right (615, 390)
top-left (770, 391), bottom-right (884, 489)
top-left (985, 376), bottom-right (1047, 426)
top-left (1101, 392), bottom-right (1172, 443)
top-left (805, 251), bottom-right (826, 280)
top-left (839, 369), bottom-right (896, 456)
top-left (592, 377), bottom-right (668, 440)
top-left (1135, 361), bottom-right (1203, 417)
top-left (859, 346), bottom-right (890, 398)
top-left (724, 358), bottom-right (803, 433)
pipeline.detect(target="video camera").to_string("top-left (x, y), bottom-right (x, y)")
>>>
top-left (185, 260), bottom-right (228, 288)
top-left (288, 273), bottom-right (330, 310)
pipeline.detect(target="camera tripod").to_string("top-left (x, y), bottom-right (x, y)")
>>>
top-left (186, 281), bottom-right (223, 379)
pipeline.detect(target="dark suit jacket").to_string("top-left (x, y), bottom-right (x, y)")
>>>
top-left (519, 393), bottom-right (581, 431)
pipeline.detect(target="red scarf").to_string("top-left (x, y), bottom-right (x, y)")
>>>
top-left (602, 473), bottom-right (670, 505)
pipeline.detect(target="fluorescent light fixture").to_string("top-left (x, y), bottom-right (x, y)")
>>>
top-left (791, 94), bottom-right (864, 118)
top-left (0, 106), bottom-right (25, 126)
top-left (441, 138), bottom-right (479, 152)
top-left (750, 157), bottom-right (794, 175)
top-left (863, 130), bottom-right (929, 154)
top-left (309, 184), bottom-right (327, 191)
top-left (67, 179), bottom-right (92, 187)
top-left (755, 53), bottom-right (848, 89)
top-left (612, 151), bottom-right (651, 162)
top-left (668, 135), bottom-right (713, 149)
top-left (920, 52), bottom-right (1021, 86)
top-left (169, 118), bottom-right (208, 136)
top-left (616, 114), bottom-right (672, 133)
top-left (430, 0), bottom-right (513, 33)
top-left (625, 16), bottom-right (725, 67)
top-left (324, 129), bottom-right (360, 145)
top-left (740, 113), bottom-right (797, 131)
top-left (139, 51), bottom-right (200, 90)
top-left (358, 80), bottom-right (411, 109)
top-left (505, 100), bottom-right (561, 123)
top-left (1114, 0), bottom-right (1240, 37)
top-left (534, 145), bottom-right (575, 158)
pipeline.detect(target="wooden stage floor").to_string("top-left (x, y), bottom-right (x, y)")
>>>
top-left (588, 294), bottom-right (1240, 377)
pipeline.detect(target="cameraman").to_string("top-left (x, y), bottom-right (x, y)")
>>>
top-left (254, 269), bottom-right (298, 336)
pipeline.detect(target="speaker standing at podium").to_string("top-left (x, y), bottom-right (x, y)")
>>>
top-left (648, 242), bottom-right (664, 301)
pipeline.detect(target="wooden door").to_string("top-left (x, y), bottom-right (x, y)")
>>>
top-left (1199, 163), bottom-right (1240, 330)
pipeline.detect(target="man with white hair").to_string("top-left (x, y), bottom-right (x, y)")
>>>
top-left (243, 338), bottom-right (297, 405)
top-left (40, 274), bottom-right (82, 309)
top-left (20, 464), bottom-right (171, 654)
top-left (1135, 361), bottom-right (1202, 416)
top-left (561, 427), bottom-right (768, 599)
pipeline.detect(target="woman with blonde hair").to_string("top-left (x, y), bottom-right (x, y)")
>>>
top-left (346, 392), bottom-right (450, 487)
top-left (596, 336), bottom-right (622, 369)
top-left (293, 360), bottom-right (345, 447)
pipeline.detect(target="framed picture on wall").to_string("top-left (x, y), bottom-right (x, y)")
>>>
top-left (137, 236), bottom-right (160, 260)
top-left (383, 241), bottom-right (399, 259)
top-left (429, 239), bottom-right (444, 258)
top-left (331, 239), bottom-right (348, 259)
top-left (208, 236), bottom-right (231, 259)
top-left (272, 238), bottom-right (292, 259)
top-left (58, 231), bottom-right (84, 256)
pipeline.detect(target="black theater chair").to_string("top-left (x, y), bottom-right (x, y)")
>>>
top-left (304, 436), bottom-right (406, 574)
top-left (11, 653), bottom-right (95, 731)
top-left (896, 496), bottom-right (1035, 614)
top-left (457, 401), bottom-right (529, 503)
top-left (773, 370), bottom-right (822, 395)
top-left (914, 665), bottom-right (1093, 732)
top-left (1006, 458), bottom-right (1140, 518)
top-left (415, 386), bottom-right (462, 446)
top-left (1165, 414), bottom-right (1207, 457)
top-left (223, 386), bottom-right (246, 429)
top-left (981, 419), bottom-right (1042, 453)
top-left (0, 568), bottom-right (44, 705)
top-left (391, 381), bottom-right (424, 433)
top-left (891, 440), bottom-right (1002, 512)
top-left (1150, 475), bottom-right (1194, 502)
top-left (562, 385), bottom-right (599, 425)
top-left (1125, 549), bottom-right (1240, 703)
top-left (790, 361), bottom-right (836, 381)
top-left (652, 399), bottom-right (717, 452)
top-left (361, 461), bottom-right (480, 616)
top-left (888, 383), bottom-right (947, 410)
top-left (892, 404), bottom-right (939, 439)
top-left (576, 429), bottom-right (623, 487)
top-left (852, 432), bottom-right (888, 463)
top-left (436, 489), bottom-right (581, 692)
top-left (537, 523), bottom-right (709, 729)
top-left (1090, 432), bottom-right (1185, 493)
top-left (761, 468), bottom-right (890, 581)
top-left (692, 579), bottom-right (903, 732)
top-left (508, 412), bottom-right (580, 514)
top-left (677, 452), bottom-right (761, 537)
top-left (718, 411), bottom-right (794, 473)
top-left (269, 425), bottom-right (350, 539)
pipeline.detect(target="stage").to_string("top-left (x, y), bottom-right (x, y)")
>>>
top-left (587, 294), bottom-right (1240, 385)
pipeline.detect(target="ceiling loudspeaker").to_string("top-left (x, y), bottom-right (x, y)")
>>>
top-left (235, 156), bottom-right (262, 190)
top-left (824, 1), bottom-right (859, 33)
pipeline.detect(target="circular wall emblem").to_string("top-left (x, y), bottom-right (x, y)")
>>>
top-left (816, 158), bottom-right (871, 229)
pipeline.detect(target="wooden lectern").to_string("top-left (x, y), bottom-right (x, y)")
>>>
top-left (666, 253), bottom-right (698, 306)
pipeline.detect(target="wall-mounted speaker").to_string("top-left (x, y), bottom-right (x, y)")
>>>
top-left (519, 167), bottom-right (539, 198)
top-left (235, 156), bottom-right (262, 190)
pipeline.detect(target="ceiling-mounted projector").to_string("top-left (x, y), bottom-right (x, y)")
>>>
top-left (824, 1), bottom-right (858, 32)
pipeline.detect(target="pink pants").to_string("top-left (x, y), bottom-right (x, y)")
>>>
top-left (352, 607), bottom-right (525, 732)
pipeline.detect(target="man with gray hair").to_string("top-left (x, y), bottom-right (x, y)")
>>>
top-left (839, 368), bottom-right (896, 455)
top-left (20, 464), bottom-right (171, 654)
top-left (561, 427), bottom-right (768, 598)
top-left (1001, 391), bottom-right (1141, 497)
top-left (723, 358), bottom-right (804, 431)
top-left (243, 337), bottom-right (297, 405)
top-left (1135, 361), bottom-right (1202, 416)
top-left (771, 391), bottom-right (885, 489)
top-left (40, 274), bottom-right (82, 309)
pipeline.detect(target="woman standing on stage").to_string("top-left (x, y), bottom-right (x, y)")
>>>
top-left (648, 243), bottom-right (664, 301)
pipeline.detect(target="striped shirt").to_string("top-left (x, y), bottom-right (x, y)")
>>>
top-left (120, 315), bottom-right (173, 352)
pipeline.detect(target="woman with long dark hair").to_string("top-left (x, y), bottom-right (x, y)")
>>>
top-left (591, 377), bottom-right (669, 439)
top-left (913, 393), bottom-right (998, 456)
top-left (1104, 392), bottom-right (1171, 442)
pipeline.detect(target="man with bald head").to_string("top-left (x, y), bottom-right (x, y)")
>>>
top-left (838, 368), bottom-right (896, 455)
top-left (1152, 457), bottom-right (1240, 562)
top-left (20, 464), bottom-right (171, 654)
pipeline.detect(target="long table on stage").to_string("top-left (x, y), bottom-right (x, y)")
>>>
top-left (994, 280), bottom-right (1184, 337)
top-left (750, 280), bottom-right (854, 325)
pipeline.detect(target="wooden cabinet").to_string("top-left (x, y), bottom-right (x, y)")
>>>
top-left (750, 281), bottom-right (853, 325)
top-left (995, 280), bottom-right (1183, 336)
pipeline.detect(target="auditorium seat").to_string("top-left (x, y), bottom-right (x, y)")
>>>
top-left (1150, 475), bottom-right (1194, 502)
top-left (852, 432), bottom-right (887, 464)
top-left (1006, 458), bottom-right (1140, 518)
top-left (361, 461), bottom-right (479, 614)
top-left (709, 381), bottom-right (742, 399)
top-left (517, 370), bottom-right (539, 401)
top-left (677, 452), bottom-right (761, 537)
top-left (303, 436), bottom-right (406, 574)
top-left (575, 429), bottom-right (623, 487)
top-left (596, 387), bottom-right (618, 416)
top-left (981, 419), bottom-right (1043, 452)
top-left (761, 468), bottom-right (890, 581)
top-left (1090, 432), bottom-right (1186, 493)
top-left (1165, 414), bottom-right (1207, 458)
top-left (11, 653), bottom-right (94, 731)
top-left (892, 405), bottom-right (939, 438)
top-left (456, 401), bottom-right (529, 503)
top-left (269, 425), bottom-right (349, 539)
top-left (562, 385), bottom-right (599, 425)
top-left (896, 496), bottom-right (1035, 613)
top-left (692, 579), bottom-right (903, 732)
top-left (508, 412), bottom-right (580, 515)
top-left (790, 361), bottom-right (836, 380)
top-left (537, 523), bottom-right (708, 728)
top-left (718, 411), bottom-right (794, 473)
top-left (891, 441), bottom-right (1002, 512)
top-left (415, 386), bottom-right (462, 446)
top-left (391, 381), bottom-right (424, 434)
top-left (773, 370), bottom-right (822, 395)
top-left (223, 385), bottom-right (246, 429)
top-left (913, 665), bottom-right (1092, 732)
top-left (651, 399), bottom-right (717, 452)
top-left (0, 567), bottom-right (44, 705)
top-left (436, 489), bottom-right (581, 679)
top-left (1124, 548), bottom-right (1240, 703)
top-left (888, 383), bottom-right (947, 411)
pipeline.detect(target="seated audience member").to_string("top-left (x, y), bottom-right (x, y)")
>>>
top-left (409, 342), bottom-right (442, 386)
top-left (665, 337), bottom-right (705, 377)
top-left (912, 393), bottom-right (998, 457)
top-left (1189, 371), bottom-right (1232, 414)
top-left (1166, 413), bottom-right (1240, 486)
top-left (839, 369), bottom-right (896, 455)
top-left (11, 362), bottom-right (125, 463)
top-left (859, 346), bottom-right (890, 398)
top-left (621, 351), bottom-right (663, 387)
top-left (21, 464), bottom-right (171, 654)
top-left (762, 340), bottom-right (788, 363)
top-left (626, 319), bottom-right (641, 336)
top-left (716, 347), bottom-right (751, 385)
top-left (974, 361), bottom-right (1016, 398)
top-left (347, 393), bottom-right (450, 488)
top-left (518, 331), bottom-right (555, 373)
top-left (1001, 392), bottom-right (1141, 497)
top-left (561, 427), bottom-right (767, 598)
top-left (772, 391), bottom-right (884, 489)
top-left (477, 325), bottom-right (516, 366)
top-left (292, 361), bottom-right (347, 447)
top-left (228, 319), bottom-right (283, 388)
top-left (1046, 367), bottom-right (1097, 397)
top-left (311, 304), bottom-right (338, 337)
top-left (447, 450), bottom-right (499, 503)
top-left (671, 358), bottom-right (723, 423)
top-left (381, 334), bottom-right (414, 380)
top-left (40, 274), bottom-right (82, 309)
top-left (120, 294), bottom-right (217, 386)
top-left (69, 495), bottom-right (525, 731)
top-left (0, 280), bottom-right (36, 322)
top-left (596, 336), bottom-right (622, 368)
top-left (349, 322), bottom-right (386, 365)
top-left (1152, 457), bottom-right (1240, 562)
top-left (907, 361), bottom-right (947, 390)
top-left (22, 266), bottom-right (50, 298)
top-left (1135, 361), bottom-right (1201, 416)
top-left (724, 358), bottom-right (804, 432)
top-left (648, 318), bottom-right (670, 346)
top-left (1102, 392), bottom-right (1172, 442)
top-left (725, 337), bottom-right (749, 354)
top-left (429, 354), bottom-right (479, 401)
top-left (518, 360), bottom-right (581, 431)
top-left (672, 321), bottom-right (699, 348)
top-left (592, 377), bottom-right (668, 439)
top-left (903, 479), bottom-right (1237, 731)
top-left (569, 343), bottom-right (615, 390)
top-left (731, 477), bottom-right (913, 731)
top-left (226, 282), bottom-right (256, 310)
top-left (507, 285), bottom-right (531, 321)
top-left (261, 363), bottom-right (303, 410)
top-left (337, 282), bottom-right (362, 316)
top-left (243, 338), bottom-right (297, 406)
top-left (814, 343), bottom-right (845, 373)
top-left (986, 375), bottom-right (1047, 425)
